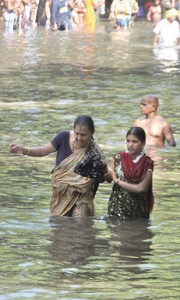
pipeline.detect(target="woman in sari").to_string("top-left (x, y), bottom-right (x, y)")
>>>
top-left (10, 115), bottom-right (109, 217)
top-left (108, 126), bottom-right (154, 219)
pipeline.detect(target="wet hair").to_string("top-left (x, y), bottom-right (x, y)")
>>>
top-left (126, 126), bottom-right (146, 143)
top-left (74, 115), bottom-right (95, 133)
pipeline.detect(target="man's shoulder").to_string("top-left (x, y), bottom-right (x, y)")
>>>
top-left (134, 116), bottom-right (146, 124)
top-left (157, 114), bottom-right (171, 125)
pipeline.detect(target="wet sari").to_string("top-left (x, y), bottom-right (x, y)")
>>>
top-left (50, 140), bottom-right (105, 217)
top-left (84, 0), bottom-right (96, 33)
top-left (108, 152), bottom-right (154, 219)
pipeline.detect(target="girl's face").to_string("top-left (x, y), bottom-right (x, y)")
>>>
top-left (126, 134), bottom-right (145, 159)
top-left (74, 125), bottom-right (93, 148)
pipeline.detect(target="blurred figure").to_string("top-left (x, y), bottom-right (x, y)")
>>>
top-left (161, 0), bottom-right (175, 17)
top-left (153, 8), bottom-right (180, 46)
top-left (146, 0), bottom-right (162, 26)
top-left (71, 0), bottom-right (86, 29)
top-left (175, 0), bottom-right (180, 23)
top-left (2, 0), bottom-right (20, 31)
top-left (51, 0), bottom-right (73, 31)
top-left (84, 0), bottom-right (102, 33)
top-left (129, 0), bottom-right (139, 26)
top-left (110, 0), bottom-right (131, 30)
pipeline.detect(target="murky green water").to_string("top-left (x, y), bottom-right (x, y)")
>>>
top-left (0, 19), bottom-right (180, 299)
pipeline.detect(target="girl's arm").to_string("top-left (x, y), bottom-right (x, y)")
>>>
top-left (114, 169), bottom-right (153, 193)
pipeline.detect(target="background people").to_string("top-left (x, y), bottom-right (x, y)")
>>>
top-left (153, 8), bottom-right (180, 46)
top-left (133, 94), bottom-right (176, 147)
top-left (108, 126), bottom-right (154, 219)
top-left (10, 115), bottom-right (108, 218)
top-left (83, 0), bottom-right (103, 33)
top-left (146, 0), bottom-right (162, 27)
top-left (51, 0), bottom-right (72, 30)
top-left (110, 0), bottom-right (131, 30)
top-left (2, 0), bottom-right (20, 31)
top-left (161, 0), bottom-right (175, 17)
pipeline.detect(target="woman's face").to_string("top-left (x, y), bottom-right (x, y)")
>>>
top-left (74, 125), bottom-right (93, 148)
top-left (126, 134), bottom-right (145, 158)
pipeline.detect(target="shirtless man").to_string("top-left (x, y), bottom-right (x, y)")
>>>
top-left (134, 94), bottom-right (176, 147)
top-left (3, 0), bottom-right (21, 30)
top-left (146, 0), bottom-right (162, 27)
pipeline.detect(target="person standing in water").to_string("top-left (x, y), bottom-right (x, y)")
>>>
top-left (133, 94), bottom-right (176, 147)
top-left (108, 127), bottom-right (154, 219)
top-left (153, 8), bottom-right (180, 46)
top-left (10, 115), bottom-right (109, 218)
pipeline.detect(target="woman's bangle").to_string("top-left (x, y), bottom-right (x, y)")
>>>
top-left (104, 170), bottom-right (110, 177)
top-left (25, 148), bottom-right (30, 155)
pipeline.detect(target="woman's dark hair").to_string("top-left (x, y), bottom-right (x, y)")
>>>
top-left (74, 115), bottom-right (95, 133)
top-left (126, 127), bottom-right (146, 143)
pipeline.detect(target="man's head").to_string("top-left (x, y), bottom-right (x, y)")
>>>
top-left (166, 8), bottom-right (178, 22)
top-left (140, 94), bottom-right (159, 115)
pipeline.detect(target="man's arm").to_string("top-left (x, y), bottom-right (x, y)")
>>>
top-left (163, 123), bottom-right (176, 146)
top-left (153, 33), bottom-right (158, 45)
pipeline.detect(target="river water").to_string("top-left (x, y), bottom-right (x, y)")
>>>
top-left (0, 18), bottom-right (180, 299)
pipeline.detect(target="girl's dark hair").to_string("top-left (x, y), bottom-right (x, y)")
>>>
top-left (74, 115), bottom-right (95, 133)
top-left (126, 126), bottom-right (146, 143)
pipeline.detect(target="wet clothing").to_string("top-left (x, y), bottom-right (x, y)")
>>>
top-left (153, 18), bottom-right (180, 46)
top-left (36, 0), bottom-right (46, 26)
top-left (51, 0), bottom-right (71, 30)
top-left (84, 0), bottom-right (96, 32)
top-left (3, 10), bottom-right (17, 31)
top-left (108, 151), bottom-right (154, 219)
top-left (50, 132), bottom-right (106, 217)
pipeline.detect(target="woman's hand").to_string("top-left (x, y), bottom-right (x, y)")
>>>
top-left (10, 142), bottom-right (56, 157)
top-left (10, 143), bottom-right (28, 155)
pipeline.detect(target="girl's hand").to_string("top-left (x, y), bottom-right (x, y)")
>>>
top-left (112, 172), bottom-right (118, 183)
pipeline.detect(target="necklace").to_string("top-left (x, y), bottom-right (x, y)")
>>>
top-left (126, 149), bottom-right (145, 164)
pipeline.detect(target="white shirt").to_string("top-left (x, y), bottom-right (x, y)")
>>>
top-left (153, 19), bottom-right (180, 46)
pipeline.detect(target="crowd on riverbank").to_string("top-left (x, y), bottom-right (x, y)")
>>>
top-left (0, 0), bottom-right (180, 34)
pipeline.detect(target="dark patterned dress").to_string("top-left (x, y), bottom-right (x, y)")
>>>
top-left (108, 152), bottom-right (154, 219)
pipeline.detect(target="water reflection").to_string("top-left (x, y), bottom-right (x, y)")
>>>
top-left (48, 216), bottom-right (154, 275)
top-left (0, 18), bottom-right (180, 299)
top-left (153, 46), bottom-right (180, 73)
top-left (48, 217), bottom-right (98, 266)
top-left (106, 218), bottom-right (154, 274)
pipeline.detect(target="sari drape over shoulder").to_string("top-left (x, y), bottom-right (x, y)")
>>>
top-left (50, 140), bottom-right (104, 217)
top-left (120, 151), bottom-right (154, 212)
top-left (108, 152), bottom-right (154, 219)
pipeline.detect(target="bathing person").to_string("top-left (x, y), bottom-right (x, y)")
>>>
top-left (2, 0), bottom-right (20, 31)
top-left (108, 126), bottom-right (154, 219)
top-left (153, 8), bottom-right (180, 46)
top-left (146, 0), bottom-right (162, 27)
top-left (51, 0), bottom-right (72, 30)
top-left (133, 94), bottom-right (176, 147)
top-left (110, 0), bottom-right (131, 30)
top-left (10, 115), bottom-right (109, 217)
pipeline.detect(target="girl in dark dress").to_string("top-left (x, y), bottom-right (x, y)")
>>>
top-left (108, 126), bottom-right (154, 219)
